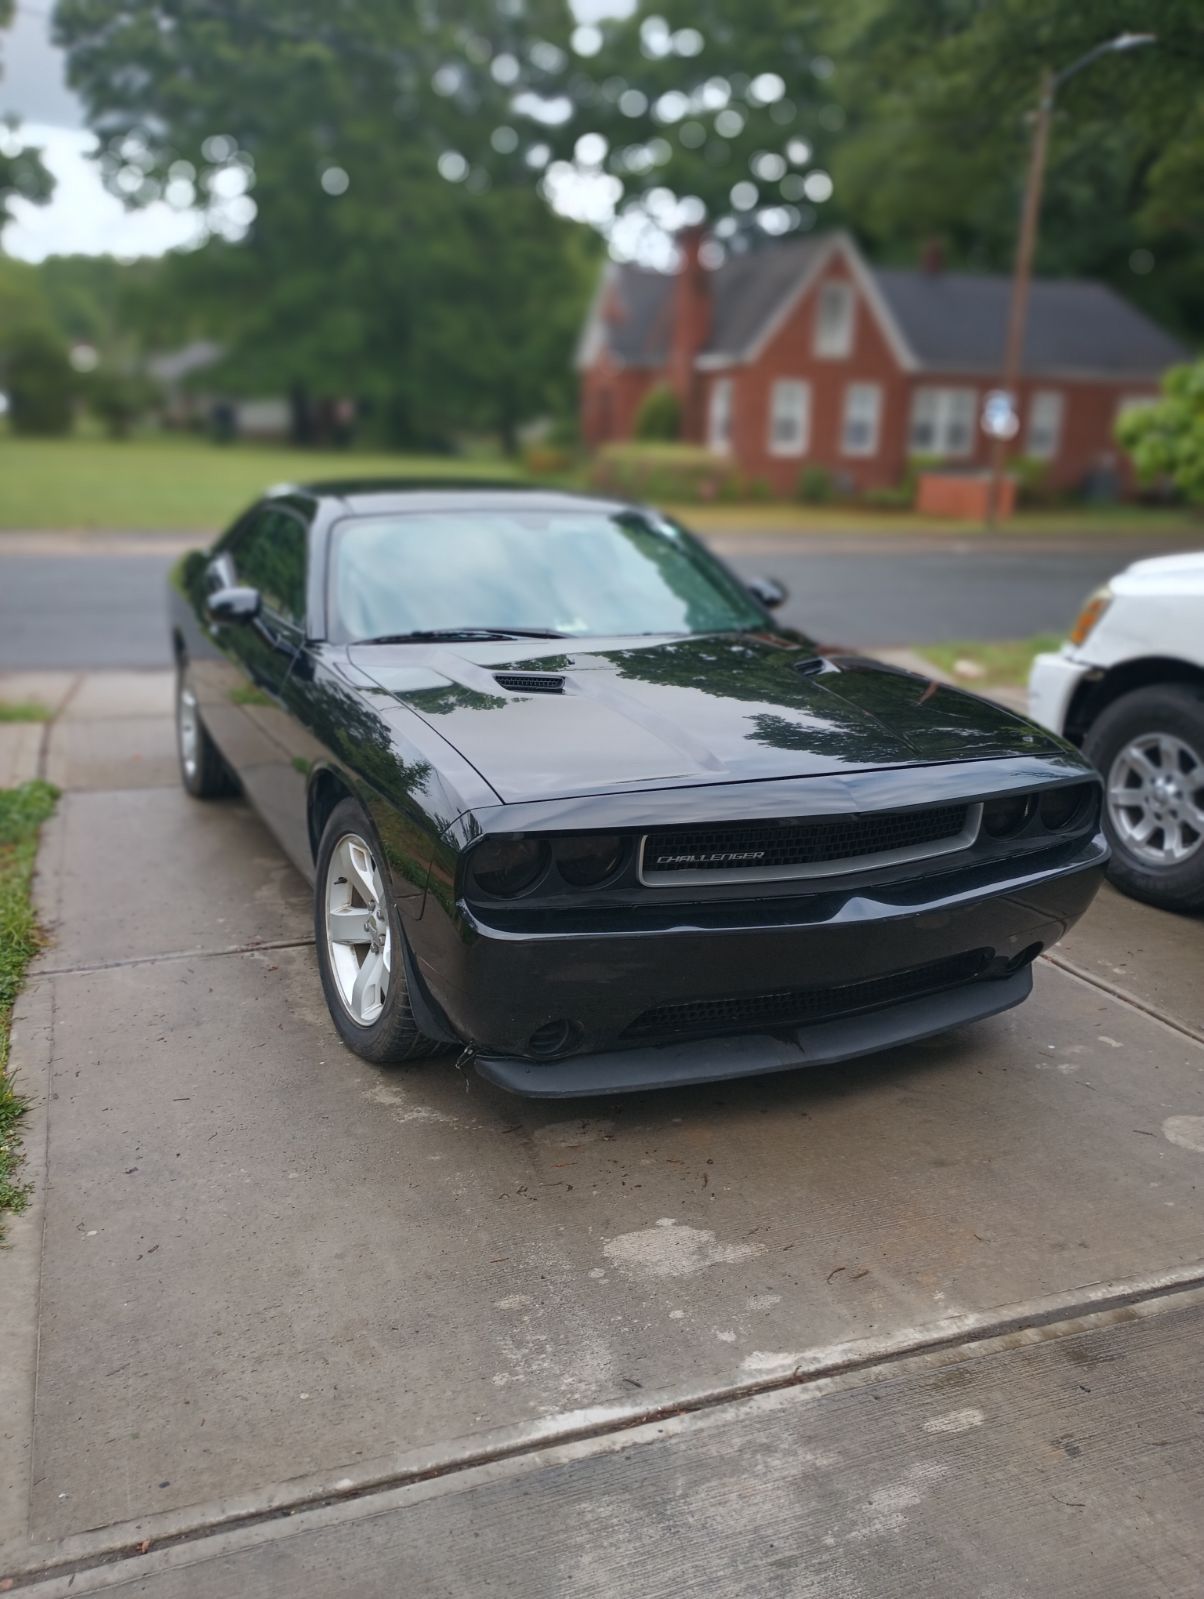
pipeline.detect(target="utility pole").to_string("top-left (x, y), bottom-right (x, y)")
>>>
top-left (984, 71), bottom-right (1053, 530)
top-left (983, 33), bottom-right (1156, 530)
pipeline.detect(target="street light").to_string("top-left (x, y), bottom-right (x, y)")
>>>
top-left (984, 32), bottom-right (1157, 528)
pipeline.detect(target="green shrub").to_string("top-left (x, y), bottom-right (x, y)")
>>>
top-left (860, 485), bottom-right (913, 510)
top-left (1010, 454), bottom-right (1052, 507)
top-left (590, 441), bottom-right (737, 503)
top-left (86, 368), bottom-right (159, 439)
top-left (633, 383), bottom-right (681, 442)
top-left (1116, 363), bottom-right (1204, 504)
top-left (796, 464), bottom-right (834, 504)
top-left (4, 327), bottom-right (74, 436)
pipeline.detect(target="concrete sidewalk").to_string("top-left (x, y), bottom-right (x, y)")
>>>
top-left (2, 670), bottom-right (1203, 1594)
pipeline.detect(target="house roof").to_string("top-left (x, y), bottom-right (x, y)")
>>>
top-left (591, 233), bottom-right (1185, 379)
top-left (873, 268), bottom-right (1186, 377)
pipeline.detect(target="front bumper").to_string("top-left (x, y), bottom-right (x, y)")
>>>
top-left (1028, 651), bottom-right (1091, 737)
top-left (475, 964), bottom-right (1033, 1097)
top-left (413, 836), bottom-right (1106, 1095)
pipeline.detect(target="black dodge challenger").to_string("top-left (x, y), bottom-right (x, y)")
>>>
top-left (170, 482), bottom-right (1106, 1096)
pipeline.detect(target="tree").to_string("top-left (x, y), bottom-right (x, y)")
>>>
top-left (52, 0), bottom-right (592, 449)
top-left (1117, 361), bottom-right (1204, 505)
top-left (4, 327), bottom-right (74, 435)
top-left (0, 0), bottom-right (54, 226)
top-left (828, 0), bottom-right (1204, 336)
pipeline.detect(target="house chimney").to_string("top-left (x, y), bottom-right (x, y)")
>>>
top-left (669, 225), bottom-right (712, 440)
top-left (920, 237), bottom-right (946, 276)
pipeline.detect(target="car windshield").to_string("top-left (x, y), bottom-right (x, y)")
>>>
top-left (328, 509), bottom-right (766, 643)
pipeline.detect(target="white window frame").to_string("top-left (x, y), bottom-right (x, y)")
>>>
top-left (767, 379), bottom-right (811, 458)
top-left (908, 386), bottom-right (977, 459)
top-left (707, 377), bottom-right (733, 454)
top-left (1026, 389), bottom-right (1064, 461)
top-left (814, 280), bottom-right (855, 359)
top-left (841, 382), bottom-right (882, 458)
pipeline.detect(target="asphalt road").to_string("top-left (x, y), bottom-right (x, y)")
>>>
top-left (0, 532), bottom-right (1194, 669)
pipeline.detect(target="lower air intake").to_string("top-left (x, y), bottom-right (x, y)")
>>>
top-left (622, 950), bottom-right (991, 1042)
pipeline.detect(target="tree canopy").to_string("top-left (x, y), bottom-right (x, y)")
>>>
top-left (28, 0), bottom-right (1204, 450)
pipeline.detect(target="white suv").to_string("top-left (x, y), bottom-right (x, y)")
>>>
top-left (1029, 551), bottom-right (1204, 912)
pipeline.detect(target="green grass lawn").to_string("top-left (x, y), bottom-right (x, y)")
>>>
top-left (1, 433), bottom-right (1199, 537)
top-left (920, 634), bottom-right (1064, 689)
top-left (0, 779), bottom-right (58, 1236)
top-left (0, 434), bottom-right (519, 532)
top-left (0, 701), bottom-right (49, 723)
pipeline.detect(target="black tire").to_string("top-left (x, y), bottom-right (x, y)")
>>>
top-left (175, 660), bottom-right (237, 799)
top-left (313, 797), bottom-right (450, 1064)
top-left (1083, 683), bottom-right (1204, 913)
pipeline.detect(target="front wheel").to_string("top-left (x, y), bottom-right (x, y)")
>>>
top-left (313, 797), bottom-right (448, 1064)
top-left (1084, 684), bottom-right (1204, 913)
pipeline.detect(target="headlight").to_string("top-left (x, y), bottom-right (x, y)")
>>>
top-left (981, 794), bottom-right (1033, 838)
top-left (469, 837), bottom-right (548, 897)
top-left (554, 834), bottom-right (626, 887)
top-left (1068, 586), bottom-right (1111, 647)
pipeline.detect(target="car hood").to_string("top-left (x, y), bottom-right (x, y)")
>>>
top-left (349, 634), bottom-right (1060, 803)
top-left (1115, 549), bottom-right (1204, 596)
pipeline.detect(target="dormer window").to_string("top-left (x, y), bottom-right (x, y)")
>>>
top-left (814, 280), bottom-right (855, 358)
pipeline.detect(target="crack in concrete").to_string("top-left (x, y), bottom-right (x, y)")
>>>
top-left (34, 936), bottom-right (316, 979)
top-left (1042, 950), bottom-right (1204, 1047)
top-left (5, 1271), bottom-right (1204, 1593)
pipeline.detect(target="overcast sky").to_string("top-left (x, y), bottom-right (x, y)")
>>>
top-left (0, 0), bottom-right (634, 262)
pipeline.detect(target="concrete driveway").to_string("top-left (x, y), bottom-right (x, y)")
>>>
top-left (2, 670), bottom-right (1203, 1595)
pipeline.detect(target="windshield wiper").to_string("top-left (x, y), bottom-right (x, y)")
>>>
top-left (353, 626), bottom-right (572, 644)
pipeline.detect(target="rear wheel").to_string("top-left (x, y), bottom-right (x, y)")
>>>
top-left (175, 661), bottom-right (236, 799)
top-left (314, 797), bottom-right (448, 1064)
top-left (1084, 684), bottom-right (1204, 912)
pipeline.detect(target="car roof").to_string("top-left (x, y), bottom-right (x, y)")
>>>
top-left (274, 478), bottom-right (634, 518)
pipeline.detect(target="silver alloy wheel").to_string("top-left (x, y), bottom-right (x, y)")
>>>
top-left (1107, 732), bottom-right (1204, 868)
top-left (177, 678), bottom-right (200, 782)
top-left (325, 832), bottom-right (392, 1026)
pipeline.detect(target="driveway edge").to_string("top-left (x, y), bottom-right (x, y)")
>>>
top-left (0, 978), bottom-right (54, 1550)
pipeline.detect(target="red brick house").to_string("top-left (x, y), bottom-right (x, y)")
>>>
top-left (576, 230), bottom-right (1185, 496)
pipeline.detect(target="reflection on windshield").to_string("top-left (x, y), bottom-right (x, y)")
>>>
top-left (329, 510), bottom-right (765, 642)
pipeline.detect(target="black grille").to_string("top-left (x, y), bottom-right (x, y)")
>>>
top-left (642, 804), bottom-right (969, 876)
top-left (494, 673), bottom-right (565, 694)
top-left (623, 950), bottom-right (990, 1042)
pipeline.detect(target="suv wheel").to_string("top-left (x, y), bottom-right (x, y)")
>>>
top-left (1084, 684), bottom-right (1204, 913)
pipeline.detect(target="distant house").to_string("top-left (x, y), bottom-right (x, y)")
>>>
top-left (576, 230), bottom-right (1186, 495)
top-left (145, 341), bottom-right (289, 438)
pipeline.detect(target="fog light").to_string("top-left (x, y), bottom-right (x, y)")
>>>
top-left (470, 837), bottom-right (548, 897)
top-left (982, 793), bottom-right (1033, 838)
top-left (527, 1019), bottom-right (577, 1057)
top-left (555, 834), bottom-right (626, 887)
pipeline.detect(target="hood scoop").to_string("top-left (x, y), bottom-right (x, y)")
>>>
top-left (493, 671), bottom-right (566, 695)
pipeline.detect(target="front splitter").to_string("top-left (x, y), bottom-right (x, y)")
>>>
top-left (474, 965), bottom-right (1033, 1097)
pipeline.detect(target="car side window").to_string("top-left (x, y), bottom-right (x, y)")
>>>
top-left (231, 509), bottom-right (307, 628)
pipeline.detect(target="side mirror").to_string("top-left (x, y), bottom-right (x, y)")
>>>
top-left (747, 575), bottom-right (788, 611)
top-left (207, 585), bottom-right (262, 625)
